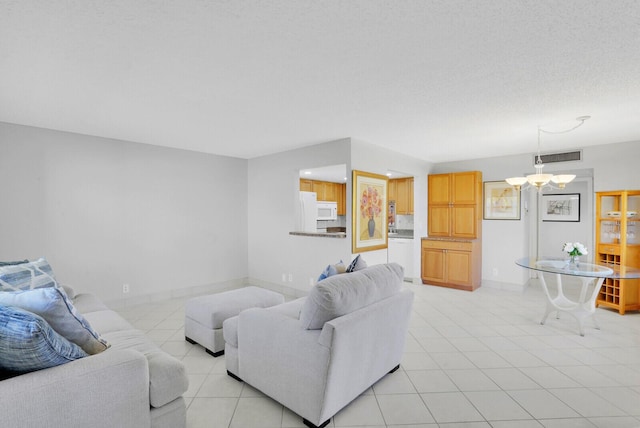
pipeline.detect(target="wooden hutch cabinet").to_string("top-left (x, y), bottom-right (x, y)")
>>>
top-left (595, 190), bottom-right (640, 314)
top-left (427, 171), bottom-right (481, 239)
top-left (422, 171), bottom-right (482, 291)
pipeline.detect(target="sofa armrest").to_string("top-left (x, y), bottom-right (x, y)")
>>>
top-left (238, 307), bottom-right (330, 423)
top-left (0, 349), bottom-right (151, 428)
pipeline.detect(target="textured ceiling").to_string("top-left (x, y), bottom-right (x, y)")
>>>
top-left (1, 0), bottom-right (639, 162)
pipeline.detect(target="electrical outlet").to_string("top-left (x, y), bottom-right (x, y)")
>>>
top-left (288, 273), bottom-right (293, 282)
top-left (122, 283), bottom-right (130, 294)
top-left (282, 273), bottom-right (287, 282)
top-left (492, 268), bottom-right (499, 277)
top-left (309, 277), bottom-right (315, 286)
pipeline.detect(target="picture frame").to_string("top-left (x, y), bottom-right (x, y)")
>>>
top-left (352, 170), bottom-right (388, 253)
top-left (483, 181), bottom-right (521, 220)
top-left (541, 193), bottom-right (581, 222)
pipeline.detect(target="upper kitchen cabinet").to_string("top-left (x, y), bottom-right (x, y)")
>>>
top-left (300, 179), bottom-right (313, 192)
top-left (388, 177), bottom-right (414, 215)
top-left (337, 183), bottom-right (346, 216)
top-left (428, 171), bottom-right (482, 239)
top-left (309, 180), bottom-right (336, 202)
top-left (300, 179), bottom-right (346, 212)
top-left (316, 181), bottom-right (337, 202)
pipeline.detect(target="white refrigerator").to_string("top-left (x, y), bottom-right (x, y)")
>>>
top-left (297, 191), bottom-right (318, 232)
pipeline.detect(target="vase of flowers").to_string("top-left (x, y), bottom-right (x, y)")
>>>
top-left (360, 185), bottom-right (383, 238)
top-left (563, 242), bottom-right (588, 267)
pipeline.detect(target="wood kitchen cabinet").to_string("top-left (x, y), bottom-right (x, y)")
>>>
top-left (428, 171), bottom-right (481, 239)
top-left (300, 179), bottom-right (346, 213)
top-left (389, 177), bottom-right (414, 215)
top-left (421, 238), bottom-right (481, 291)
top-left (311, 181), bottom-right (337, 202)
top-left (300, 179), bottom-right (313, 192)
top-left (337, 183), bottom-right (346, 215)
top-left (423, 171), bottom-right (482, 291)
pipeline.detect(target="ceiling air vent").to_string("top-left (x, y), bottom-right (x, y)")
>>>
top-left (536, 150), bottom-right (582, 164)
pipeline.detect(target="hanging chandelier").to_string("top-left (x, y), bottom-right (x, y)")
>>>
top-left (506, 116), bottom-right (590, 192)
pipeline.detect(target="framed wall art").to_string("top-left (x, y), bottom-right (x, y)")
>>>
top-left (483, 181), bottom-right (521, 220)
top-left (352, 170), bottom-right (388, 253)
top-left (541, 193), bottom-right (580, 222)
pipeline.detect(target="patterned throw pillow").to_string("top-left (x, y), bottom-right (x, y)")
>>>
top-left (0, 260), bottom-right (28, 267)
top-left (317, 260), bottom-right (347, 282)
top-left (0, 258), bottom-right (58, 291)
top-left (0, 305), bottom-right (88, 373)
top-left (346, 255), bottom-right (367, 272)
top-left (0, 287), bottom-right (109, 354)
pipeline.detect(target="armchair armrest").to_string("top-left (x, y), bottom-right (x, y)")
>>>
top-left (238, 307), bottom-right (330, 423)
top-left (0, 349), bottom-right (151, 428)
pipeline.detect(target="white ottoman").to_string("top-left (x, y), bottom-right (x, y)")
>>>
top-left (185, 286), bottom-right (285, 357)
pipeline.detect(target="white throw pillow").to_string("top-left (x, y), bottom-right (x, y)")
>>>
top-left (0, 287), bottom-right (110, 354)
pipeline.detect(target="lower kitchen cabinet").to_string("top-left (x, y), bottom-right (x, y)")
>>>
top-left (421, 238), bottom-right (481, 291)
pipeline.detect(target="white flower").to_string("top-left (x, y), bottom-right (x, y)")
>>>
top-left (575, 242), bottom-right (588, 255)
top-left (563, 241), bottom-right (587, 256)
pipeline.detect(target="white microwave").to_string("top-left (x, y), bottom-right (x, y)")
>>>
top-left (317, 201), bottom-right (338, 221)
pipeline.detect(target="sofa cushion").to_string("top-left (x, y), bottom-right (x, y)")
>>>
top-left (0, 287), bottom-right (109, 355)
top-left (0, 304), bottom-right (88, 373)
top-left (299, 263), bottom-right (404, 330)
top-left (0, 257), bottom-right (58, 291)
top-left (72, 293), bottom-right (110, 314)
top-left (102, 329), bottom-right (188, 408)
top-left (83, 309), bottom-right (135, 334)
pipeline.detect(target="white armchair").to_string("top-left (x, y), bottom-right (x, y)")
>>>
top-left (223, 263), bottom-right (414, 428)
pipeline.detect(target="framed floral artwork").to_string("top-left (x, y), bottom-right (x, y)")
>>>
top-left (483, 181), bottom-right (521, 220)
top-left (352, 170), bottom-right (388, 253)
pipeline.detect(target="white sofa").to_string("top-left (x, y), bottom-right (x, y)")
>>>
top-left (0, 291), bottom-right (189, 428)
top-left (223, 263), bottom-right (414, 428)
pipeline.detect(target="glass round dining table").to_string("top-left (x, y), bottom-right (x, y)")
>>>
top-left (515, 257), bottom-right (640, 336)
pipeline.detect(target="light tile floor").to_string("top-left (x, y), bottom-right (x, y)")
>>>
top-left (115, 281), bottom-right (640, 428)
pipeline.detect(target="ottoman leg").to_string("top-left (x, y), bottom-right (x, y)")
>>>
top-left (185, 336), bottom-right (197, 345)
top-left (206, 348), bottom-right (224, 358)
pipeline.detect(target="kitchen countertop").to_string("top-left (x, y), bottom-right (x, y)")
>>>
top-left (289, 231), bottom-right (347, 238)
top-left (388, 229), bottom-right (414, 239)
top-left (290, 229), bottom-right (413, 239)
top-left (421, 236), bottom-right (476, 242)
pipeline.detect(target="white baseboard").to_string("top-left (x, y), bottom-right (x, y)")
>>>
top-left (246, 277), bottom-right (309, 299)
top-left (105, 277), bottom-right (250, 309)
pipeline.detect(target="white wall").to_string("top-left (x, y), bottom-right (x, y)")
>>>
top-left (247, 138), bottom-right (432, 294)
top-left (0, 122), bottom-right (249, 303)
top-left (538, 177), bottom-right (593, 258)
top-left (4, 120), bottom-right (636, 298)
top-left (247, 139), bottom-right (352, 295)
top-left (349, 139), bottom-right (433, 279)
top-left (433, 140), bottom-right (640, 289)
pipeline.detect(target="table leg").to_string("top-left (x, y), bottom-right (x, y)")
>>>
top-left (539, 273), bottom-right (558, 325)
top-left (538, 273), bottom-right (605, 336)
